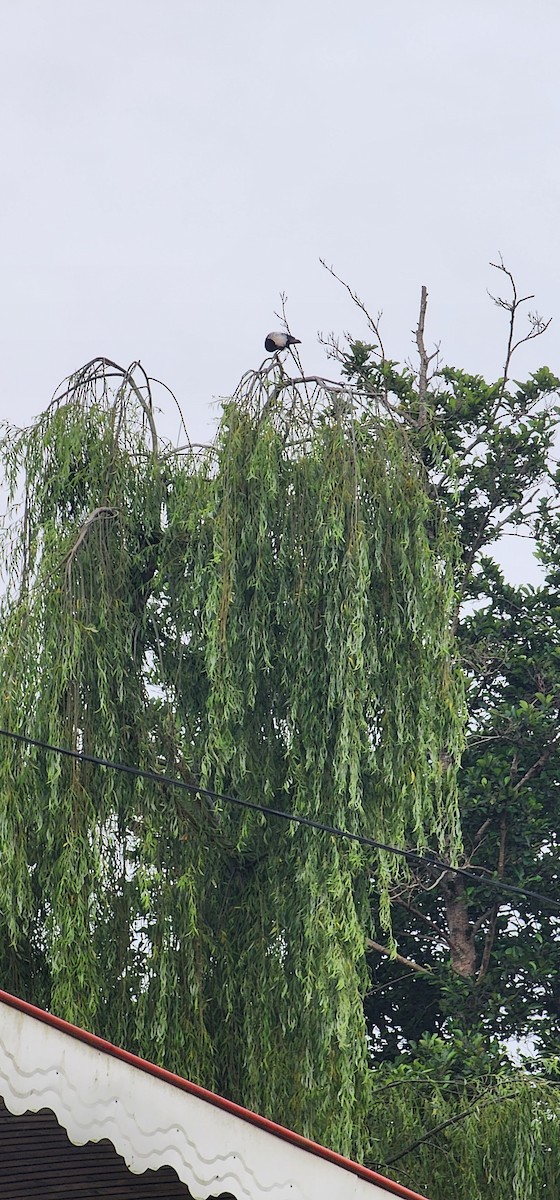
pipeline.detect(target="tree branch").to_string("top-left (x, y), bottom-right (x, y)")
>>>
top-left (489, 258), bottom-right (551, 406)
top-left (414, 285), bottom-right (435, 428)
top-left (382, 1086), bottom-right (497, 1166)
top-left (477, 810), bottom-right (507, 982)
top-left (512, 730), bottom-right (560, 794)
top-left (52, 357), bottom-right (159, 457)
top-left (320, 259), bottom-right (386, 361)
top-left (366, 937), bottom-right (432, 976)
top-left (392, 896), bottom-right (451, 944)
top-left (61, 506), bottom-right (119, 586)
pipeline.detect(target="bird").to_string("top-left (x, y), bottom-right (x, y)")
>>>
top-left (264, 331), bottom-right (301, 353)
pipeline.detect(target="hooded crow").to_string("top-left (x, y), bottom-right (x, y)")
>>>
top-left (264, 331), bottom-right (301, 353)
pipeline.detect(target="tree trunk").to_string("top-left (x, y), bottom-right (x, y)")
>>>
top-left (441, 874), bottom-right (477, 978)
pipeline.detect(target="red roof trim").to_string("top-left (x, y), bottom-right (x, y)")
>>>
top-left (0, 989), bottom-right (428, 1200)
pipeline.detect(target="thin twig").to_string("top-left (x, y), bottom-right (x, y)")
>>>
top-left (320, 259), bottom-right (386, 362)
top-left (392, 897), bottom-right (451, 944)
top-left (149, 375), bottom-right (190, 445)
top-left (489, 258), bottom-right (551, 405)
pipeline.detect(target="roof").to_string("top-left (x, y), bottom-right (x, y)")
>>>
top-left (0, 989), bottom-right (429, 1200)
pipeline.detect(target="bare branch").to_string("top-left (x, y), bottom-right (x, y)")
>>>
top-left (366, 937), bottom-right (432, 976)
top-left (472, 816), bottom-right (493, 846)
top-left (510, 311), bottom-right (552, 357)
top-left (488, 258), bottom-right (551, 405)
top-left (320, 259), bottom-right (386, 361)
top-left (149, 375), bottom-right (190, 444)
top-left (414, 285), bottom-right (430, 428)
top-left (471, 907), bottom-right (497, 936)
top-left (283, 374), bottom-right (346, 390)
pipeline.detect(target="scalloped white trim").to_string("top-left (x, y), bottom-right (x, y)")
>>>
top-left (0, 1001), bottom-right (391, 1200)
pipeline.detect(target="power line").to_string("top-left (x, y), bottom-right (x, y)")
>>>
top-left (1, 727), bottom-right (558, 912)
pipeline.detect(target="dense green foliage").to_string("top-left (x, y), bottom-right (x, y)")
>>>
top-left (347, 354), bottom-right (560, 1060)
top-left (1, 265), bottom-right (558, 1195)
top-left (0, 356), bottom-right (462, 1156)
top-left (335, 267), bottom-right (560, 1196)
top-left (340, 348), bottom-right (558, 1051)
top-left (367, 1037), bottom-right (560, 1199)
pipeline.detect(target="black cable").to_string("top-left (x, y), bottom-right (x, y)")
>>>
top-left (1, 727), bottom-right (559, 912)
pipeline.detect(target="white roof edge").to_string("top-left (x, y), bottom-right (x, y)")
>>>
top-left (0, 995), bottom-right (425, 1200)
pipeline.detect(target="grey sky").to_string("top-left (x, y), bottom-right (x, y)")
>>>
top-left (1, 1), bottom-right (558, 580)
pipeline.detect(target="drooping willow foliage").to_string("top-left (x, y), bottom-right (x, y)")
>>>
top-left (0, 356), bottom-right (463, 1155)
top-left (368, 1062), bottom-right (560, 1200)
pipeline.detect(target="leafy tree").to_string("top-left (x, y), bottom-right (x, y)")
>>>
top-left (1, 264), bottom-right (558, 1193)
top-left (328, 262), bottom-right (560, 1196)
top-left (366, 1038), bottom-right (560, 1200)
top-left (0, 356), bottom-right (462, 1157)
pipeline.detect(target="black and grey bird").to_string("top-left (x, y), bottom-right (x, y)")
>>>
top-left (264, 331), bottom-right (301, 353)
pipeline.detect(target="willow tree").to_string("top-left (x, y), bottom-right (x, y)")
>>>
top-left (0, 353), bottom-right (462, 1156)
top-left (367, 1045), bottom-right (560, 1200)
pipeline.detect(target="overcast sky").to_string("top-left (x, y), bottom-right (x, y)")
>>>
top-left (1, 1), bottom-right (558, 580)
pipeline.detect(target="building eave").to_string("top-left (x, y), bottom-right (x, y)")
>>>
top-left (0, 989), bottom-right (429, 1200)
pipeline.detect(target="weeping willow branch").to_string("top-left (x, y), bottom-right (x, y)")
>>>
top-left (62, 505), bottom-right (118, 580)
top-left (368, 1066), bottom-right (560, 1198)
top-left (382, 1085), bottom-right (500, 1166)
top-left (52, 357), bottom-right (160, 457)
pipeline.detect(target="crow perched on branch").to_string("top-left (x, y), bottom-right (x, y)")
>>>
top-left (264, 331), bottom-right (301, 353)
